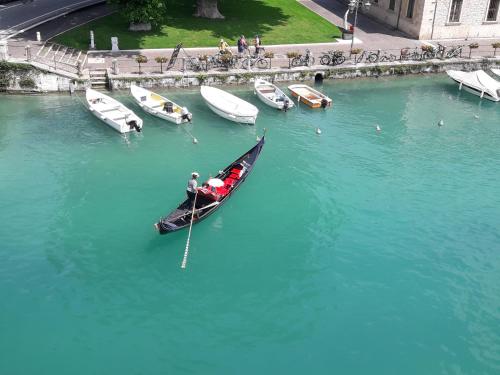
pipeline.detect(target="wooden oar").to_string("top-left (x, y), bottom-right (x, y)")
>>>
top-left (181, 192), bottom-right (198, 269)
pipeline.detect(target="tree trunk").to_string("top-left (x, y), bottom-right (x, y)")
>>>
top-left (194, 0), bottom-right (224, 19)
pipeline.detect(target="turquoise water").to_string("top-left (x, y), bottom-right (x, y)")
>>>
top-left (1, 76), bottom-right (499, 374)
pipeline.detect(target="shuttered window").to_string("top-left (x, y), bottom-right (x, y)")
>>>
top-left (389, 0), bottom-right (396, 10)
top-left (486, 0), bottom-right (499, 21)
top-left (407, 0), bottom-right (415, 18)
top-left (449, 0), bottom-right (463, 22)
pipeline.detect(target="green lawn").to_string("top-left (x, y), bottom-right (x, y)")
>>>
top-left (54, 0), bottom-right (341, 50)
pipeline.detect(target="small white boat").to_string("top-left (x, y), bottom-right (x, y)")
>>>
top-left (491, 68), bottom-right (500, 78)
top-left (254, 79), bottom-right (294, 110)
top-left (288, 84), bottom-right (332, 108)
top-left (200, 85), bottom-right (259, 124)
top-left (446, 70), bottom-right (500, 102)
top-left (130, 85), bottom-right (192, 124)
top-left (86, 88), bottom-right (143, 133)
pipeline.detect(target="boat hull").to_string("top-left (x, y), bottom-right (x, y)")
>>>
top-left (450, 78), bottom-right (500, 102)
top-left (155, 136), bottom-right (265, 234)
top-left (204, 99), bottom-right (257, 124)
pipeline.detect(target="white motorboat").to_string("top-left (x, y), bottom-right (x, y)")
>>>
top-left (85, 88), bottom-right (143, 133)
top-left (288, 84), bottom-right (332, 108)
top-left (130, 85), bottom-right (192, 124)
top-left (446, 70), bottom-right (500, 102)
top-left (254, 79), bottom-right (294, 110)
top-left (200, 85), bottom-right (259, 124)
top-left (491, 68), bottom-right (500, 78)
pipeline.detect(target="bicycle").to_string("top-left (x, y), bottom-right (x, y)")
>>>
top-left (445, 45), bottom-right (463, 58)
top-left (320, 50), bottom-right (346, 66)
top-left (421, 43), bottom-right (446, 60)
top-left (371, 49), bottom-right (397, 63)
top-left (291, 49), bottom-right (315, 67)
top-left (353, 50), bottom-right (378, 64)
top-left (185, 56), bottom-right (206, 72)
top-left (240, 54), bottom-right (269, 70)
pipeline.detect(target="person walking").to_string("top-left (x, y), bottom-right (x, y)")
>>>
top-left (186, 172), bottom-right (199, 208)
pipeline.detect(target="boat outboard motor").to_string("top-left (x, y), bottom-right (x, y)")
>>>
top-left (128, 120), bottom-right (141, 132)
top-left (283, 99), bottom-right (290, 112)
top-left (181, 106), bottom-right (192, 122)
top-left (320, 98), bottom-right (328, 108)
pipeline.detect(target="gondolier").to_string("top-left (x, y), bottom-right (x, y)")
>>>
top-left (187, 172), bottom-right (199, 207)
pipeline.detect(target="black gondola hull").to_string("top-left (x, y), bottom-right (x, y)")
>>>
top-left (155, 137), bottom-right (265, 234)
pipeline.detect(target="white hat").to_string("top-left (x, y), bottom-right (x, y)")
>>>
top-left (192, 172), bottom-right (199, 177)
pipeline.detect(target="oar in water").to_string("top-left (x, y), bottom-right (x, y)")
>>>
top-left (181, 192), bottom-right (198, 269)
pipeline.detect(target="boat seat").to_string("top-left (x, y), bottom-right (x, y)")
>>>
top-left (113, 116), bottom-right (127, 121)
top-left (101, 106), bottom-right (121, 113)
top-left (216, 186), bottom-right (229, 196)
top-left (224, 177), bottom-right (236, 187)
top-left (150, 103), bottom-right (164, 109)
top-left (259, 88), bottom-right (275, 94)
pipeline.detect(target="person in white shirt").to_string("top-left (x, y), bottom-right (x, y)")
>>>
top-left (186, 172), bottom-right (199, 208)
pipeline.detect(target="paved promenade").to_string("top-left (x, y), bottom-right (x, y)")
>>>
top-left (3, 0), bottom-right (499, 76)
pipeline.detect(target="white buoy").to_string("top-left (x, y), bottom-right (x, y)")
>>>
top-left (438, 120), bottom-right (444, 126)
top-left (316, 128), bottom-right (322, 135)
top-left (474, 114), bottom-right (480, 119)
top-left (193, 138), bottom-right (198, 144)
top-left (376, 125), bottom-right (381, 132)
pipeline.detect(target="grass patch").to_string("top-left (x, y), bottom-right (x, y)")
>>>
top-left (54, 0), bottom-right (341, 50)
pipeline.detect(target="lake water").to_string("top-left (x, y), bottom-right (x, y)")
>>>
top-left (1, 76), bottom-right (499, 374)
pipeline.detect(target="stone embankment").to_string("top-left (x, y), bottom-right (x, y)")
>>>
top-left (1, 57), bottom-right (500, 93)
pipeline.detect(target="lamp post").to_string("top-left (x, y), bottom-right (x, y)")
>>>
top-left (348, 0), bottom-right (371, 54)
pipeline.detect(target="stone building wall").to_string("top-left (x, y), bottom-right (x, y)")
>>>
top-left (359, 0), bottom-right (500, 39)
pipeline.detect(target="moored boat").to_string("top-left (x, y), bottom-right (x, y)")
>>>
top-left (154, 135), bottom-right (265, 234)
top-left (254, 79), bottom-right (294, 110)
top-left (288, 84), bottom-right (332, 109)
top-left (491, 68), bottom-right (500, 78)
top-left (200, 85), bottom-right (259, 124)
top-left (130, 84), bottom-right (192, 124)
top-left (85, 88), bottom-right (143, 133)
top-left (446, 70), bottom-right (500, 102)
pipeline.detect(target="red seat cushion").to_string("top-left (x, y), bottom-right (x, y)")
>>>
top-left (231, 168), bottom-right (242, 176)
top-left (229, 173), bottom-right (240, 180)
top-left (216, 186), bottom-right (229, 196)
top-left (224, 177), bottom-right (236, 187)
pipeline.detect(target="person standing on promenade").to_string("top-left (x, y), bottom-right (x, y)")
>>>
top-left (237, 35), bottom-right (247, 57)
top-left (253, 35), bottom-right (261, 56)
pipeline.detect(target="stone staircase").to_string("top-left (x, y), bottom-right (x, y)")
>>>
top-left (89, 68), bottom-right (107, 89)
top-left (33, 42), bottom-right (86, 75)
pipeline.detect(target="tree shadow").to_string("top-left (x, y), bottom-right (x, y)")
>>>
top-left (91, 0), bottom-right (291, 50)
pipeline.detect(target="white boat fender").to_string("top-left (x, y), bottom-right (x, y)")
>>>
top-left (459, 82), bottom-right (463, 90)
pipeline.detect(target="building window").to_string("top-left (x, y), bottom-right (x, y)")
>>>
top-left (449, 0), bottom-right (463, 22)
top-left (486, 0), bottom-right (499, 21)
top-left (407, 0), bottom-right (415, 18)
top-left (389, 0), bottom-right (396, 10)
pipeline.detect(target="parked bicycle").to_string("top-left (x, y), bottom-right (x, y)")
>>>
top-left (291, 49), bottom-right (315, 67)
top-left (207, 51), bottom-right (238, 70)
top-left (185, 56), bottom-right (206, 72)
top-left (445, 44), bottom-right (463, 58)
top-left (371, 49), bottom-right (397, 63)
top-left (421, 43), bottom-right (446, 59)
top-left (240, 54), bottom-right (269, 69)
top-left (320, 50), bottom-right (346, 66)
top-left (353, 50), bottom-right (379, 64)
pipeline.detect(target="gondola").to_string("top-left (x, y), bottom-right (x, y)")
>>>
top-left (154, 135), bottom-right (265, 234)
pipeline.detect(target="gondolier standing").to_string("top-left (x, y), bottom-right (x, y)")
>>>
top-left (187, 172), bottom-right (199, 208)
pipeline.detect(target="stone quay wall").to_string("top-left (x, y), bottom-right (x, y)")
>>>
top-left (1, 57), bottom-right (500, 93)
